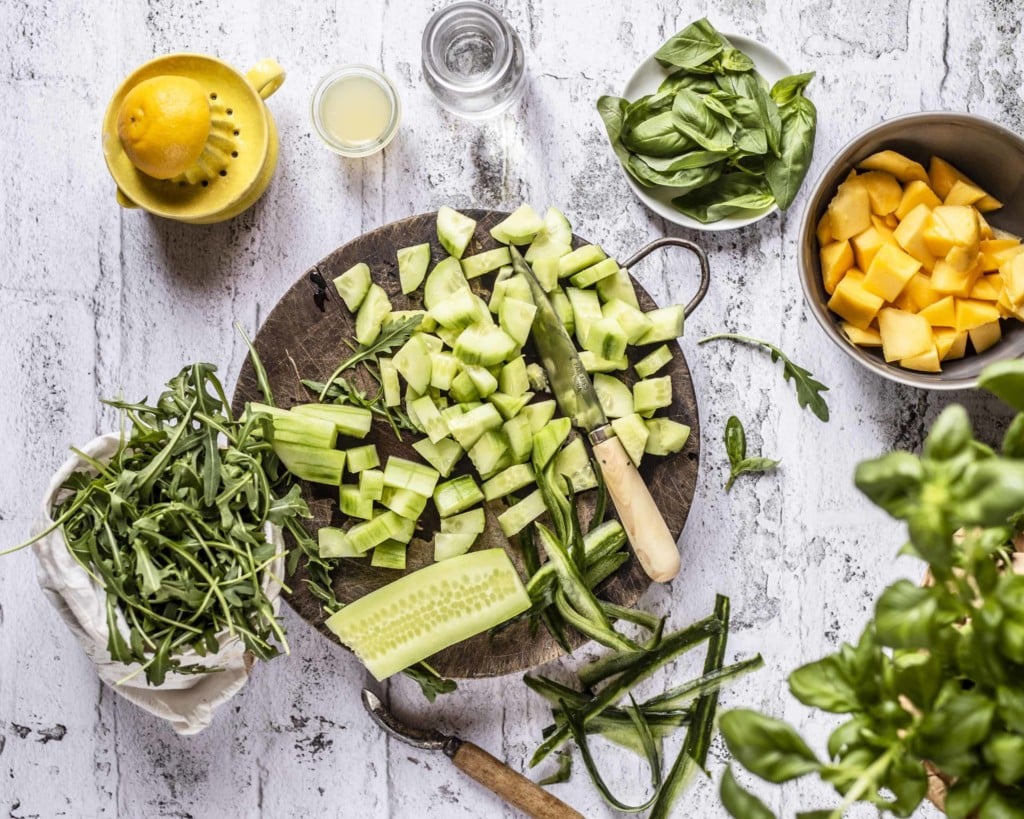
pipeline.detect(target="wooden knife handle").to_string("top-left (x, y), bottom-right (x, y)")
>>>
top-left (450, 741), bottom-right (583, 819)
top-left (592, 434), bottom-right (681, 582)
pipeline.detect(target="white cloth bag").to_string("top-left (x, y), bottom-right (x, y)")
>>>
top-left (32, 433), bottom-right (284, 735)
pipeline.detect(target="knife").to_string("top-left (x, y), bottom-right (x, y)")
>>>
top-left (510, 246), bottom-right (681, 583)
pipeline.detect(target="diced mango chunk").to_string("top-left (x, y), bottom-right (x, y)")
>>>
top-left (944, 179), bottom-right (986, 207)
top-left (871, 214), bottom-right (895, 240)
top-left (841, 322), bottom-right (882, 347)
top-left (932, 259), bottom-right (980, 297)
top-left (878, 307), bottom-right (933, 362)
top-left (900, 345), bottom-right (942, 373)
top-left (918, 295), bottom-right (957, 328)
top-left (955, 298), bottom-right (1001, 332)
top-left (864, 242), bottom-right (922, 301)
top-left (892, 272), bottom-right (940, 313)
top-left (828, 178), bottom-right (872, 241)
top-left (923, 215), bottom-right (958, 257)
top-left (980, 238), bottom-right (1021, 271)
top-left (934, 328), bottom-right (968, 361)
top-left (1000, 253), bottom-right (1024, 308)
top-left (816, 213), bottom-right (832, 245)
top-left (851, 227), bottom-right (886, 273)
top-left (859, 170), bottom-right (903, 215)
top-left (820, 241), bottom-right (855, 294)
top-left (892, 204), bottom-right (937, 269)
top-left (858, 150), bottom-right (929, 184)
top-left (928, 156), bottom-right (1002, 212)
top-left (828, 271), bottom-right (885, 330)
top-left (968, 321), bottom-right (1001, 354)
top-left (894, 180), bottom-right (942, 220)
top-left (970, 274), bottom-right (1002, 302)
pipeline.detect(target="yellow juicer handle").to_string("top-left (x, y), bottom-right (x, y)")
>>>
top-left (246, 59), bottom-right (286, 99)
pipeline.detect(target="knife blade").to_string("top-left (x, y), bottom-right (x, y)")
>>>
top-left (510, 247), bottom-right (681, 583)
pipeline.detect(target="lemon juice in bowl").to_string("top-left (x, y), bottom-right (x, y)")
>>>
top-left (311, 65), bottom-right (401, 157)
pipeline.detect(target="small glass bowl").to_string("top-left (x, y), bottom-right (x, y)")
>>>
top-left (310, 65), bottom-right (402, 158)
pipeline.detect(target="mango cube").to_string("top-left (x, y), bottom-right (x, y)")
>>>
top-left (858, 150), bottom-right (929, 184)
top-left (928, 156), bottom-right (1002, 212)
top-left (955, 298), bottom-right (1001, 332)
top-left (900, 345), bottom-right (942, 372)
top-left (828, 178), bottom-right (872, 241)
top-left (1000, 253), bottom-right (1024, 308)
top-left (970, 274), bottom-right (1002, 302)
top-left (878, 307), bottom-right (933, 362)
top-left (932, 205), bottom-right (980, 250)
top-left (895, 180), bottom-right (942, 220)
top-left (932, 259), bottom-right (980, 297)
top-left (816, 213), bottom-right (832, 245)
top-left (892, 204), bottom-right (937, 269)
top-left (828, 271), bottom-right (885, 330)
top-left (820, 240), bottom-right (855, 294)
top-left (871, 215), bottom-right (895, 241)
top-left (969, 321), bottom-right (1002, 353)
top-left (841, 322), bottom-right (882, 347)
top-left (864, 242), bottom-right (922, 301)
top-left (893, 272), bottom-right (940, 313)
top-left (859, 170), bottom-right (903, 215)
top-left (923, 216), bottom-right (958, 257)
top-left (944, 179), bottom-right (986, 207)
top-left (851, 228), bottom-right (886, 272)
top-left (934, 328), bottom-right (968, 361)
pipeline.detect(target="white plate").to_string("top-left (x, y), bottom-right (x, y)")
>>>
top-left (619, 34), bottom-right (794, 231)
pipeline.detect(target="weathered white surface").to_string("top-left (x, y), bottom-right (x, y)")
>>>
top-left (1, 0), bottom-right (1021, 816)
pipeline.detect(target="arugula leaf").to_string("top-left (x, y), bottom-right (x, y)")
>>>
top-left (723, 415), bottom-right (780, 491)
top-left (317, 312), bottom-right (423, 401)
top-left (699, 333), bottom-right (830, 421)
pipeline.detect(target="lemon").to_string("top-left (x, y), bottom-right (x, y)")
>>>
top-left (117, 75), bottom-right (211, 180)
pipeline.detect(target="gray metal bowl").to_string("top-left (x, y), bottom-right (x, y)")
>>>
top-left (798, 112), bottom-right (1024, 389)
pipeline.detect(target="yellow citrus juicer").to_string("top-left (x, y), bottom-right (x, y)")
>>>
top-left (102, 54), bottom-right (285, 224)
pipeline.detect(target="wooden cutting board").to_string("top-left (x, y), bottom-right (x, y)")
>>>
top-left (232, 210), bottom-right (701, 678)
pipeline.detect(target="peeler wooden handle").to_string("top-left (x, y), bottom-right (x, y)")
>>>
top-left (449, 740), bottom-right (584, 819)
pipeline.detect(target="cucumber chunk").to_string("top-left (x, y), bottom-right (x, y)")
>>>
top-left (381, 486), bottom-right (429, 520)
top-left (487, 268), bottom-right (514, 314)
top-left (251, 403), bottom-right (338, 449)
top-left (464, 365), bottom-right (498, 398)
top-left (273, 442), bottom-right (346, 485)
top-left (449, 369), bottom-right (480, 404)
top-left (371, 540), bottom-right (407, 571)
top-left (611, 413), bottom-right (649, 468)
top-left (440, 508), bottom-right (486, 534)
top-left (488, 391), bottom-right (533, 421)
top-left (633, 376), bottom-right (673, 417)
top-left (490, 204), bottom-right (544, 244)
top-left (347, 510), bottom-right (414, 554)
top-left (499, 357), bottom-right (530, 397)
top-left (411, 437), bottom-right (464, 478)
top-left (593, 373), bottom-right (634, 418)
top-left (468, 430), bottom-right (512, 478)
top-left (531, 257), bottom-right (562, 291)
top-left (326, 549), bottom-right (530, 679)
top-left (447, 403), bottom-right (504, 450)
top-left (397, 243), bottom-right (431, 294)
top-left (533, 417), bottom-right (572, 468)
top-left (379, 357), bottom-right (401, 407)
top-left (393, 335), bottom-right (433, 395)
top-left (498, 298), bottom-right (537, 347)
top-left (503, 414), bottom-right (533, 463)
top-left (434, 475), bottom-right (485, 517)
top-left (556, 437), bottom-right (598, 491)
top-left (340, 485), bottom-right (375, 520)
top-left (602, 299), bottom-right (653, 344)
top-left (566, 287), bottom-right (602, 348)
top-left (433, 532), bottom-right (477, 562)
top-left (526, 207), bottom-right (573, 262)
top-left (291, 403), bottom-right (374, 439)
top-left (482, 463), bottom-right (536, 501)
top-left (634, 344), bottom-right (674, 378)
top-left (437, 206), bottom-right (477, 259)
top-left (570, 257), bottom-right (620, 289)
top-left (584, 317), bottom-right (629, 361)
top-left (429, 287), bottom-right (490, 330)
top-left (410, 395), bottom-right (450, 444)
top-left (558, 245), bottom-right (606, 278)
top-left (359, 468), bottom-right (385, 501)
top-left (454, 324), bottom-right (517, 367)
top-left (318, 527), bottom-right (361, 559)
top-left (596, 266), bottom-right (640, 308)
top-left (645, 418), bottom-right (691, 455)
top-left (501, 274), bottom-right (534, 305)
top-left (429, 352), bottom-right (461, 391)
top-left (333, 262), bottom-right (371, 313)
top-left (498, 489), bottom-right (547, 536)
top-left (461, 246), bottom-right (512, 279)
top-left (579, 351), bottom-right (628, 373)
top-left (424, 257), bottom-right (470, 310)
top-left (550, 290), bottom-right (575, 334)
top-left (523, 400), bottom-right (557, 433)
top-left (638, 305), bottom-right (685, 344)
top-left (355, 284), bottom-right (393, 346)
top-left (383, 456), bottom-right (441, 497)
top-left (346, 444), bottom-right (380, 473)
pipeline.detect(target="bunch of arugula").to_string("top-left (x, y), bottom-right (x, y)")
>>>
top-left (597, 18), bottom-right (817, 222)
top-left (15, 363), bottom-right (310, 686)
top-left (718, 359), bottom-right (1024, 819)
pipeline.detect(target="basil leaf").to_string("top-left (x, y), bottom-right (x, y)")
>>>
top-left (1002, 412), bottom-right (1024, 458)
top-left (788, 654), bottom-right (862, 713)
top-left (627, 155), bottom-right (723, 191)
top-left (913, 690), bottom-right (995, 765)
top-left (764, 95), bottom-right (816, 210)
top-left (997, 685), bottom-right (1024, 733)
top-left (721, 48), bottom-right (755, 72)
top-left (633, 150), bottom-right (726, 171)
top-left (979, 358), bottom-right (1024, 411)
top-left (853, 451), bottom-right (924, 518)
top-left (882, 754), bottom-right (928, 816)
top-left (944, 774), bottom-right (991, 819)
top-left (596, 95), bottom-right (633, 171)
top-left (725, 415), bottom-right (747, 465)
top-left (770, 71), bottom-right (816, 105)
top-left (924, 404), bottom-right (973, 460)
top-left (958, 459), bottom-right (1024, 526)
top-left (672, 172), bottom-right (775, 223)
top-left (730, 97), bottom-right (769, 155)
top-left (659, 71), bottom-right (719, 96)
top-left (672, 88), bottom-right (734, 152)
top-left (893, 651), bottom-right (942, 712)
top-left (623, 111), bottom-right (694, 157)
top-left (874, 580), bottom-right (939, 648)
top-left (719, 709), bottom-right (821, 783)
top-left (827, 715), bottom-right (870, 758)
top-left (720, 767), bottom-right (775, 819)
top-left (655, 18), bottom-right (727, 69)
top-left (983, 733), bottom-right (1024, 785)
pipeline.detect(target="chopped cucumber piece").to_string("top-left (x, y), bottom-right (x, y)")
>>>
top-left (346, 510), bottom-right (414, 554)
top-left (633, 376), bottom-right (673, 417)
top-left (490, 204), bottom-right (544, 244)
top-left (381, 486), bottom-right (429, 520)
top-left (447, 403), bottom-right (504, 450)
top-left (499, 357), bottom-right (530, 397)
top-left (566, 287), bottom-right (602, 348)
top-left (526, 362), bottom-right (549, 391)
top-left (429, 287), bottom-right (490, 330)
top-left (394, 334), bottom-right (433, 395)
top-left (411, 437), bottom-right (464, 478)
top-left (638, 305), bottom-right (685, 344)
top-left (596, 266), bottom-right (640, 308)
top-left (635, 344), bottom-right (674, 378)
top-left (397, 243), bottom-right (431, 294)
top-left (570, 257), bottom-right (620, 289)
top-left (404, 389), bottom-right (425, 433)
top-left (333, 262), bottom-right (371, 312)
top-left (550, 290), bottom-right (575, 334)
top-left (611, 414), bottom-right (649, 468)
top-left (488, 391), bottom-right (533, 421)
top-left (424, 256), bottom-right (469, 310)
top-left (499, 298), bottom-right (537, 347)
top-left (488, 269), bottom-right (514, 314)
top-left (454, 324), bottom-right (517, 366)
top-left (359, 468), bottom-right (385, 500)
top-left (501, 274), bottom-right (534, 305)
top-left (503, 414), bottom-right (533, 463)
top-left (449, 369), bottom-right (480, 403)
top-left (355, 284), bottom-right (392, 346)
top-left (434, 475), bottom-right (485, 517)
top-left (291, 403), bottom-right (374, 439)
top-left (462, 246), bottom-right (512, 279)
top-left (498, 489), bottom-right (547, 536)
top-left (410, 395), bottom-right (450, 444)
top-left (326, 549), bottom-right (530, 679)
top-left (531, 257), bottom-right (562, 291)
top-left (433, 532), bottom-right (477, 562)
top-left (371, 540), bottom-right (407, 571)
top-left (464, 365), bottom-right (498, 398)
top-left (416, 331), bottom-right (444, 356)
top-left (340, 485), bottom-right (375, 520)
top-left (383, 456), bottom-right (441, 497)
top-left (346, 444), bottom-right (380, 473)
top-left (584, 317), bottom-right (629, 361)
top-left (579, 351), bottom-right (628, 372)
top-left (429, 352), bottom-right (461, 391)
top-left (533, 417), bottom-right (572, 468)
top-left (558, 244), bottom-right (606, 278)
top-left (468, 430), bottom-right (511, 478)
top-left (435, 325), bottom-right (461, 349)
top-left (523, 400), bottom-right (557, 433)
top-left (440, 508), bottom-right (486, 534)
top-left (318, 527), bottom-right (361, 559)
top-left (593, 373), bottom-right (634, 418)
top-left (525, 207), bottom-right (572, 262)
top-left (437, 206), bottom-right (477, 259)
top-left (483, 463), bottom-right (536, 501)
top-left (273, 442), bottom-right (346, 485)
top-left (603, 298), bottom-right (653, 344)
top-left (251, 403), bottom-right (338, 449)
top-left (645, 419), bottom-right (691, 455)
top-left (556, 437), bottom-right (598, 492)
top-left (380, 357), bottom-right (401, 407)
